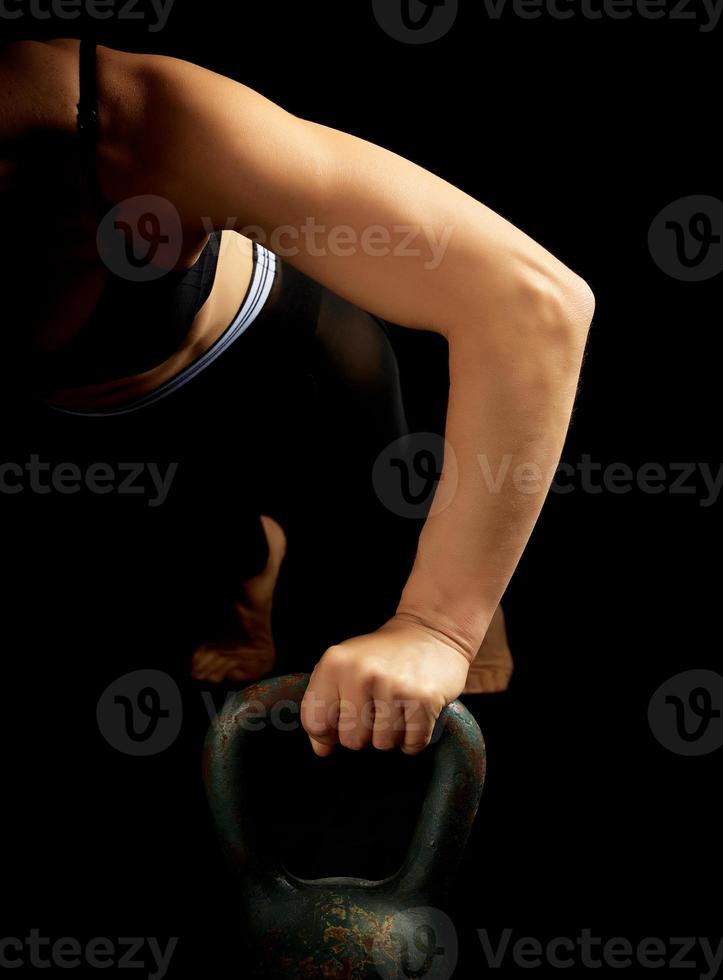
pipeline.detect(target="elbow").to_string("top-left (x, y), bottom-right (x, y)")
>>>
top-left (498, 260), bottom-right (595, 367)
top-left (456, 261), bottom-right (595, 383)
top-left (562, 271), bottom-right (595, 335)
top-left (516, 263), bottom-right (594, 338)
top-left (449, 253), bottom-right (595, 371)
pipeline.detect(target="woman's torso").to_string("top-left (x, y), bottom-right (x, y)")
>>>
top-left (0, 38), bottom-right (255, 412)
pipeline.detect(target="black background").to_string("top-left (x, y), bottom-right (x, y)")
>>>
top-left (1, 1), bottom-right (720, 977)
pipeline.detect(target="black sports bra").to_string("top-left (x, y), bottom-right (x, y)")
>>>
top-left (40, 39), bottom-right (221, 389)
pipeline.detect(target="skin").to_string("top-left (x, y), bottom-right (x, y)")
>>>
top-left (189, 514), bottom-right (514, 695)
top-left (1, 39), bottom-right (594, 756)
top-left (1, 40), bottom-right (256, 409)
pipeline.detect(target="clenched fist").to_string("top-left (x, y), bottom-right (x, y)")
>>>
top-left (300, 614), bottom-right (472, 756)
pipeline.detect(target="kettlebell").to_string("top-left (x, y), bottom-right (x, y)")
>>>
top-left (203, 672), bottom-right (486, 979)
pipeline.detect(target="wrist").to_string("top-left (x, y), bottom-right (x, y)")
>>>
top-left (391, 603), bottom-right (490, 664)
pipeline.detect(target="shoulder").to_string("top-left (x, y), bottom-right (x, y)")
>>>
top-left (90, 43), bottom-right (260, 203)
top-left (0, 38), bottom-right (148, 142)
top-left (92, 43), bottom-right (312, 227)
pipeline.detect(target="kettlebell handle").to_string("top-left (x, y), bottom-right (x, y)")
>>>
top-left (203, 672), bottom-right (486, 901)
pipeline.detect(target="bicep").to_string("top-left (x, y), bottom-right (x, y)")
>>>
top-left (134, 52), bottom-right (566, 335)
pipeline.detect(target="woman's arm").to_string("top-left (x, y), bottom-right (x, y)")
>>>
top-left (102, 47), bottom-right (594, 752)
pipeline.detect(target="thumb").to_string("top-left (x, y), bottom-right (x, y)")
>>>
top-left (308, 734), bottom-right (337, 757)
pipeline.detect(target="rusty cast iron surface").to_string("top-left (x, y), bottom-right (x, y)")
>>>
top-left (203, 672), bottom-right (486, 978)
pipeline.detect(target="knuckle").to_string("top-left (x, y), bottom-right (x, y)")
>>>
top-left (323, 644), bottom-right (349, 667)
top-left (359, 663), bottom-right (385, 687)
top-left (340, 733), bottom-right (367, 751)
top-left (415, 684), bottom-right (441, 705)
top-left (301, 716), bottom-right (328, 739)
top-left (402, 741), bottom-right (428, 756)
top-left (397, 687), bottom-right (438, 714)
top-left (308, 733), bottom-right (335, 748)
top-left (300, 699), bottom-right (329, 736)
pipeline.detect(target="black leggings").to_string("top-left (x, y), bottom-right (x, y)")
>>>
top-left (35, 255), bottom-right (415, 653)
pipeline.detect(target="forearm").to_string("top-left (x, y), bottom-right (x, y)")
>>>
top-left (108, 44), bottom-right (599, 751)
top-left (395, 272), bottom-right (594, 662)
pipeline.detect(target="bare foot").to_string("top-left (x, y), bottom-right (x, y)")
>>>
top-left (463, 603), bottom-right (514, 694)
top-left (191, 515), bottom-right (287, 683)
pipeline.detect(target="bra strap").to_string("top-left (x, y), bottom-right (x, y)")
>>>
top-left (76, 39), bottom-right (105, 211)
